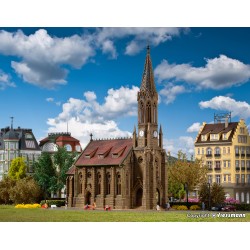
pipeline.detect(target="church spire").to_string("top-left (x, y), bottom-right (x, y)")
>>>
top-left (140, 45), bottom-right (157, 94)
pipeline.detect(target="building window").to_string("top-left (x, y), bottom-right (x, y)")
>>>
top-left (247, 192), bottom-right (250, 204)
top-left (228, 175), bottom-right (231, 183)
top-left (75, 145), bottom-right (81, 152)
top-left (241, 174), bottom-right (245, 184)
top-left (223, 147), bottom-right (226, 154)
top-left (246, 147), bottom-right (250, 155)
top-left (216, 175), bottom-right (221, 184)
top-left (207, 161), bottom-right (212, 169)
top-left (222, 133), bottom-right (227, 140)
top-left (241, 160), bottom-right (245, 169)
top-left (228, 160), bottom-right (231, 168)
top-left (223, 161), bottom-right (226, 168)
top-left (236, 192), bottom-right (239, 201)
top-left (201, 135), bottom-right (206, 141)
top-left (197, 148), bottom-right (200, 155)
top-left (202, 148), bottom-right (204, 155)
top-left (238, 135), bottom-right (247, 143)
top-left (247, 174), bottom-right (250, 184)
top-left (106, 173), bottom-right (111, 195)
top-left (241, 192), bottom-right (245, 203)
top-left (241, 146), bottom-right (245, 155)
top-left (97, 173), bottom-right (101, 195)
top-left (215, 147), bottom-right (220, 155)
top-left (65, 144), bottom-right (72, 152)
top-left (116, 173), bottom-right (121, 195)
top-left (215, 161), bottom-right (220, 169)
top-left (206, 147), bottom-right (212, 156)
top-left (228, 147), bottom-right (230, 154)
top-left (235, 160), bottom-right (239, 170)
top-left (208, 175), bottom-right (212, 184)
top-left (78, 173), bottom-right (83, 194)
top-left (211, 134), bottom-right (218, 140)
top-left (240, 127), bottom-right (245, 134)
top-left (236, 174), bottom-right (240, 184)
top-left (235, 146), bottom-right (239, 155)
top-left (223, 175), bottom-right (227, 182)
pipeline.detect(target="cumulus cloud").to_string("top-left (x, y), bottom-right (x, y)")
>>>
top-left (155, 55), bottom-right (250, 90)
top-left (199, 96), bottom-right (250, 119)
top-left (0, 70), bottom-right (16, 90)
top-left (0, 29), bottom-right (95, 88)
top-left (159, 83), bottom-right (187, 104)
top-left (46, 97), bottom-right (61, 106)
top-left (96, 27), bottom-right (187, 56)
top-left (47, 85), bottom-right (139, 147)
top-left (187, 122), bottom-right (202, 133)
top-left (163, 136), bottom-right (195, 158)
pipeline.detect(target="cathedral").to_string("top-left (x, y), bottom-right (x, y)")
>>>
top-left (66, 47), bottom-right (167, 209)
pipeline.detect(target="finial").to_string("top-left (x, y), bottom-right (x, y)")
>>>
top-left (90, 133), bottom-right (93, 141)
top-left (10, 116), bottom-right (14, 130)
top-left (147, 44), bottom-right (150, 54)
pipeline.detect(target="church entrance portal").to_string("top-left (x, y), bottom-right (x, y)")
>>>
top-left (86, 192), bottom-right (91, 205)
top-left (136, 188), bottom-right (143, 207)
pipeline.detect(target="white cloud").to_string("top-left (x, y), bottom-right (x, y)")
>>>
top-left (187, 122), bottom-right (202, 133)
top-left (0, 29), bottom-right (95, 88)
top-left (199, 96), bottom-right (250, 119)
top-left (47, 85), bottom-right (139, 147)
top-left (96, 27), bottom-right (187, 56)
top-left (163, 136), bottom-right (195, 159)
top-left (155, 55), bottom-right (250, 90)
top-left (46, 97), bottom-right (54, 102)
top-left (159, 83), bottom-right (187, 104)
top-left (0, 70), bottom-right (16, 90)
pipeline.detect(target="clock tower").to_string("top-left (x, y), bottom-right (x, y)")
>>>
top-left (133, 46), bottom-right (166, 210)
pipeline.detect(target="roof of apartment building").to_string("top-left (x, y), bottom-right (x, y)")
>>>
top-left (195, 122), bottom-right (238, 144)
top-left (0, 126), bottom-right (41, 151)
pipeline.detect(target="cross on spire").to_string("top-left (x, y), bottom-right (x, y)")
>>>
top-left (10, 116), bottom-right (14, 130)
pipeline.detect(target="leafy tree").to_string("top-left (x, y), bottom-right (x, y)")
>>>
top-left (168, 151), bottom-right (208, 198)
top-left (9, 176), bottom-right (43, 204)
top-left (0, 177), bottom-right (16, 204)
top-left (53, 146), bottom-right (78, 197)
top-left (8, 157), bottom-right (27, 180)
top-left (199, 182), bottom-right (225, 208)
top-left (33, 152), bottom-right (57, 200)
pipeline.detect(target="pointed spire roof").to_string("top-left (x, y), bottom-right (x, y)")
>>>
top-left (140, 45), bottom-right (157, 94)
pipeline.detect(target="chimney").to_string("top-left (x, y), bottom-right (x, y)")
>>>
top-left (225, 116), bottom-right (228, 128)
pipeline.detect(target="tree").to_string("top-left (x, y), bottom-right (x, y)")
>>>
top-left (0, 177), bottom-right (16, 204)
top-left (168, 151), bottom-right (208, 198)
top-left (199, 182), bottom-right (225, 207)
top-left (9, 176), bottom-right (43, 204)
top-left (53, 146), bottom-right (78, 197)
top-left (33, 152), bottom-right (57, 200)
top-left (8, 157), bottom-right (27, 180)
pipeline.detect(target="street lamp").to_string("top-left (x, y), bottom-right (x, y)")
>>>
top-left (207, 182), bottom-right (211, 211)
top-left (184, 183), bottom-right (188, 208)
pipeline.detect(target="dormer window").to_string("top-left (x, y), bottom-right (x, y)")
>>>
top-left (222, 133), bottom-right (227, 140)
top-left (210, 134), bottom-right (219, 141)
top-left (112, 146), bottom-right (127, 158)
top-left (84, 147), bottom-right (98, 159)
top-left (201, 135), bottom-right (206, 141)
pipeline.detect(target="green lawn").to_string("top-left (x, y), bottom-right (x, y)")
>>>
top-left (0, 205), bottom-right (249, 222)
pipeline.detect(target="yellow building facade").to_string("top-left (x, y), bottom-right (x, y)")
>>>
top-left (195, 117), bottom-right (250, 203)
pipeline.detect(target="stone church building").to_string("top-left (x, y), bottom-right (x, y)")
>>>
top-left (66, 47), bottom-right (167, 209)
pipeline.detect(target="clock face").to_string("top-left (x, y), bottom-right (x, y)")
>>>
top-left (139, 130), bottom-right (144, 137)
top-left (153, 131), bottom-right (158, 138)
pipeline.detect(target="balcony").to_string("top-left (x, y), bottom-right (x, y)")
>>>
top-left (235, 167), bottom-right (240, 171)
top-left (241, 154), bottom-right (245, 158)
top-left (214, 167), bottom-right (221, 171)
top-left (206, 154), bottom-right (212, 158)
top-left (235, 153), bottom-right (240, 157)
top-left (241, 167), bottom-right (245, 171)
top-left (214, 153), bottom-right (221, 157)
top-left (246, 154), bottom-right (250, 158)
top-left (208, 167), bottom-right (213, 171)
top-left (247, 168), bottom-right (250, 171)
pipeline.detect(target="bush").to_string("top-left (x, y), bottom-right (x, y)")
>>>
top-left (170, 202), bottom-right (201, 209)
top-left (234, 203), bottom-right (250, 211)
top-left (40, 200), bottom-right (65, 207)
top-left (172, 205), bottom-right (179, 210)
top-left (176, 205), bottom-right (188, 210)
top-left (15, 203), bottom-right (41, 208)
top-left (190, 205), bottom-right (201, 210)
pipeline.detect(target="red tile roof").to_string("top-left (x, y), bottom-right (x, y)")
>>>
top-left (75, 138), bottom-right (133, 167)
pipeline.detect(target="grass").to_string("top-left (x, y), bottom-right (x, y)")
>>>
top-left (0, 205), bottom-right (250, 222)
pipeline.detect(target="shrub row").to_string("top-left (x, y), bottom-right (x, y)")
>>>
top-left (40, 200), bottom-right (65, 207)
top-left (234, 203), bottom-right (250, 211)
top-left (170, 202), bottom-right (201, 209)
top-left (15, 203), bottom-right (41, 208)
top-left (171, 205), bottom-right (201, 210)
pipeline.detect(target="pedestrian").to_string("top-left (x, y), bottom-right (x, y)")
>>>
top-left (202, 202), bottom-right (205, 211)
top-left (166, 202), bottom-right (170, 211)
top-left (156, 204), bottom-right (160, 211)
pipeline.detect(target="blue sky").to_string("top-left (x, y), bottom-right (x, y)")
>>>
top-left (1, 27), bottom-right (250, 157)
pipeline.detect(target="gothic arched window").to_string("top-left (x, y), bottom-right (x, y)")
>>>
top-left (97, 173), bottom-right (101, 195)
top-left (106, 173), bottom-right (111, 195)
top-left (153, 103), bottom-right (157, 123)
top-left (78, 173), bottom-right (83, 194)
top-left (146, 102), bottom-right (151, 123)
top-left (116, 173), bottom-right (121, 195)
top-left (140, 102), bottom-right (144, 123)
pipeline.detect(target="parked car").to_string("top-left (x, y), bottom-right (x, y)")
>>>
top-left (222, 205), bottom-right (236, 212)
top-left (211, 204), bottom-right (224, 211)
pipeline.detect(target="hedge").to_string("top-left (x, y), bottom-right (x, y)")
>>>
top-left (170, 202), bottom-right (201, 209)
top-left (40, 200), bottom-right (65, 207)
